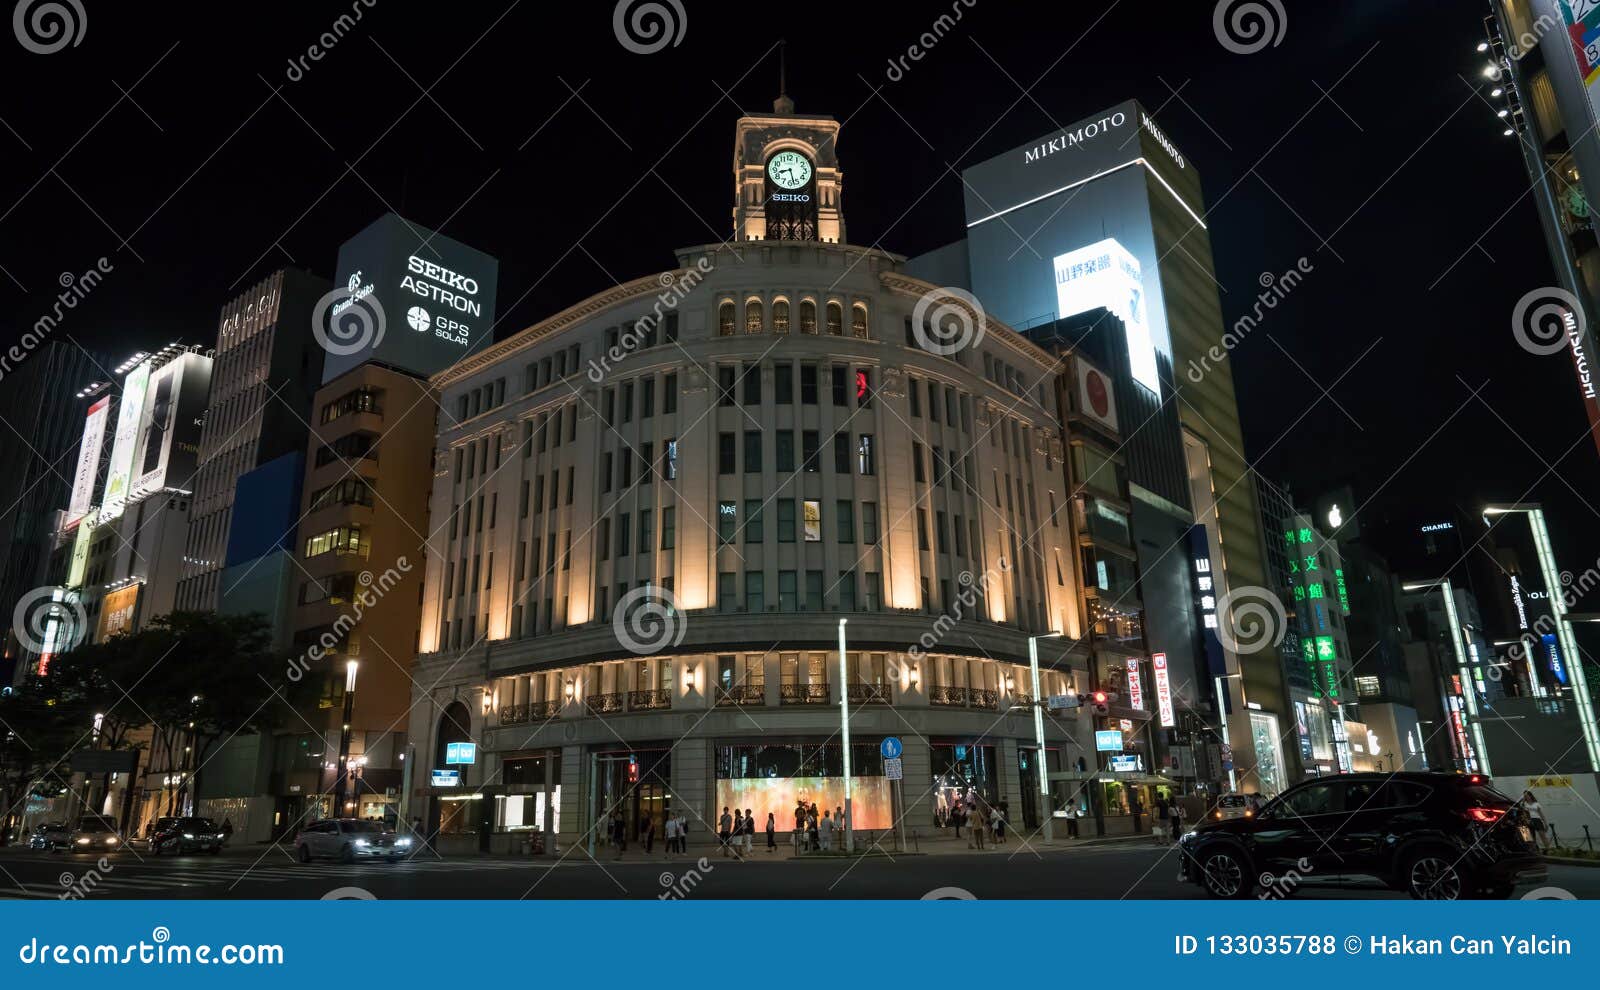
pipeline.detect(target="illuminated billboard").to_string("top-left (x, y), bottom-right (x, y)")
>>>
top-left (1152, 652), bottom-right (1176, 728)
top-left (131, 352), bottom-right (210, 500)
top-left (1054, 238), bottom-right (1160, 394)
top-left (321, 213), bottom-right (499, 384)
top-left (66, 509), bottom-right (95, 589)
top-left (100, 360), bottom-right (152, 521)
top-left (715, 776), bottom-right (892, 831)
top-left (96, 584), bottom-right (141, 642)
top-left (67, 396), bottom-right (110, 524)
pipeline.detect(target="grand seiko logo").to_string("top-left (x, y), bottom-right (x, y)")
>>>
top-left (333, 270), bottom-right (375, 317)
top-left (1023, 111), bottom-right (1127, 164)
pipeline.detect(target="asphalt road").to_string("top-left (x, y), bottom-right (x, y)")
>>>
top-left (1, 843), bottom-right (1595, 900)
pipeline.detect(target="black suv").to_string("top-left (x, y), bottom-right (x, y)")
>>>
top-left (1177, 772), bottom-right (1546, 900)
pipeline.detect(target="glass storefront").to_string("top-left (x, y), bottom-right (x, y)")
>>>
top-left (930, 743), bottom-right (998, 828)
top-left (1249, 710), bottom-right (1287, 796)
top-left (593, 747), bottom-right (671, 847)
top-left (714, 742), bottom-right (890, 830)
top-left (497, 754), bottom-right (562, 833)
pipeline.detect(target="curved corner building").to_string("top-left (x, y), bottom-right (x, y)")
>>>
top-left (408, 96), bottom-right (1099, 853)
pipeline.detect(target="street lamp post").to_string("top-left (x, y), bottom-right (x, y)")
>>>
top-left (838, 618), bottom-right (852, 854)
top-left (1028, 632), bottom-right (1062, 841)
top-left (333, 660), bottom-right (358, 819)
top-left (1214, 672), bottom-right (1241, 791)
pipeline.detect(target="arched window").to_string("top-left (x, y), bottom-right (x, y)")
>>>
top-left (745, 297), bottom-right (764, 334)
top-left (799, 299), bottom-right (818, 334)
top-left (851, 302), bottom-right (869, 339)
top-left (772, 297), bottom-right (790, 333)
top-left (826, 301), bottom-right (843, 336)
top-left (718, 300), bottom-right (735, 337)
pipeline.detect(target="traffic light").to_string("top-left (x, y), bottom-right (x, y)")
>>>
top-left (1092, 691), bottom-right (1109, 715)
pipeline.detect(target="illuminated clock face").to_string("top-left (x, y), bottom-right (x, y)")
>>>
top-left (767, 151), bottom-right (813, 190)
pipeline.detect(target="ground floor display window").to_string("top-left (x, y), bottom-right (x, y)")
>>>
top-left (1249, 710), bottom-right (1287, 796)
top-left (593, 747), bottom-right (671, 848)
top-left (714, 742), bottom-right (890, 830)
top-left (930, 743), bottom-right (998, 828)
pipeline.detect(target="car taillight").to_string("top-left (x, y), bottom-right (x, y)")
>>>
top-left (1464, 806), bottom-right (1506, 824)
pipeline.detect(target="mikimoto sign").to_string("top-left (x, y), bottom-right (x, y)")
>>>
top-left (321, 212), bottom-right (500, 384)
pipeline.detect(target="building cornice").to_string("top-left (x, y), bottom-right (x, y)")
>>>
top-left (877, 272), bottom-right (1062, 373)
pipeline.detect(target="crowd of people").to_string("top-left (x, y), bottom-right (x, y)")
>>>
top-left (935, 796), bottom-right (1011, 848)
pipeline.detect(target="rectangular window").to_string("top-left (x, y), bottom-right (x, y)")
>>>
top-left (803, 499), bottom-right (822, 542)
top-left (641, 378), bottom-right (655, 418)
top-left (617, 513), bottom-right (631, 557)
top-left (620, 382), bottom-right (634, 423)
top-left (664, 438), bottom-right (678, 480)
top-left (745, 572), bottom-right (766, 614)
top-left (718, 572), bottom-right (738, 612)
top-left (862, 502), bottom-right (879, 544)
top-left (718, 433), bottom-right (736, 474)
top-left (639, 442), bottom-right (653, 486)
top-left (833, 431), bottom-right (850, 474)
top-left (778, 571), bottom-right (798, 612)
top-left (865, 572), bottom-right (883, 611)
top-left (777, 499), bottom-right (796, 543)
top-left (664, 374), bottom-right (678, 413)
top-left (908, 377), bottom-right (921, 417)
top-left (718, 366), bottom-right (736, 406)
top-left (858, 434), bottom-right (876, 475)
top-left (856, 368), bottom-right (873, 408)
top-left (718, 500), bottom-right (737, 544)
top-left (776, 431), bottom-right (795, 472)
top-left (661, 506), bottom-right (675, 549)
top-left (743, 364), bottom-right (762, 405)
top-left (775, 365), bottom-right (793, 404)
top-left (805, 570), bottom-right (823, 611)
top-left (744, 431), bottom-right (762, 473)
top-left (917, 509), bottom-right (930, 551)
top-left (802, 430), bottom-right (820, 473)
top-left (936, 511), bottom-right (948, 553)
top-left (744, 499), bottom-right (764, 543)
top-left (598, 518), bottom-right (610, 561)
top-left (838, 571), bottom-right (857, 612)
top-left (836, 500), bottom-right (854, 543)
top-left (800, 364), bottom-right (818, 404)
top-left (831, 365), bottom-right (847, 406)
top-left (913, 442), bottom-right (926, 483)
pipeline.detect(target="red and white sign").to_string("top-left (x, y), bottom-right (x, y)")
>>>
top-left (1126, 657), bottom-right (1144, 710)
top-left (1075, 357), bottom-right (1119, 433)
top-left (1153, 652), bottom-right (1176, 728)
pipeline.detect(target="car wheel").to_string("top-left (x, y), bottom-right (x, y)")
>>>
top-left (1405, 852), bottom-right (1464, 900)
top-left (339, 844), bottom-right (355, 864)
top-left (1199, 849), bottom-right (1252, 899)
top-left (150, 841), bottom-right (161, 857)
top-left (296, 843), bottom-right (312, 864)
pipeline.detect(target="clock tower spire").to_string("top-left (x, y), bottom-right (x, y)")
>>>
top-left (732, 52), bottom-right (844, 242)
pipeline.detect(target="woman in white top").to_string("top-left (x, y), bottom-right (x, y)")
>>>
top-left (1523, 790), bottom-right (1552, 851)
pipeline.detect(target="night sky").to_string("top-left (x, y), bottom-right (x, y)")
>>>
top-left (3, 1), bottom-right (1597, 574)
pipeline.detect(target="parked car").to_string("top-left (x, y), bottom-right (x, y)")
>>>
top-left (1178, 772), bottom-right (1545, 900)
top-left (66, 815), bottom-right (123, 854)
top-left (1211, 793), bottom-right (1256, 821)
top-left (293, 819), bottom-right (412, 863)
top-left (149, 816), bottom-right (224, 855)
top-left (28, 821), bottom-right (70, 850)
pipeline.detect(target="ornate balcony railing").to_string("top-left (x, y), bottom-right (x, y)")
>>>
top-left (499, 699), bottom-right (562, 725)
top-left (586, 692), bottom-right (624, 716)
top-left (628, 689), bottom-right (672, 711)
top-left (715, 684), bottom-right (766, 707)
top-left (929, 685), bottom-right (970, 707)
top-left (780, 683), bottom-right (830, 705)
top-left (847, 682), bottom-right (889, 705)
top-left (971, 689), bottom-right (999, 710)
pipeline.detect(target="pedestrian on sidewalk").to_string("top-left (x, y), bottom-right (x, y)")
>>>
top-left (1523, 791), bottom-right (1553, 851)
top-left (969, 802), bottom-right (986, 850)
top-left (1169, 800), bottom-right (1183, 843)
top-left (719, 806), bottom-right (733, 858)
top-left (677, 812), bottom-right (690, 855)
top-left (742, 808), bottom-right (755, 856)
top-left (664, 813), bottom-right (679, 858)
top-left (793, 803), bottom-right (805, 854)
top-left (1154, 795), bottom-right (1171, 843)
top-left (807, 809), bottom-right (820, 852)
top-left (992, 804), bottom-right (1006, 845)
top-left (766, 812), bottom-right (777, 853)
top-left (611, 812), bottom-right (627, 860)
top-left (642, 815), bottom-right (656, 855)
top-left (820, 809), bottom-right (834, 851)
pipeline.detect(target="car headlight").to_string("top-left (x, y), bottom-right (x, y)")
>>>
top-left (395, 837), bottom-right (412, 847)
top-left (1179, 830), bottom-right (1198, 843)
top-left (354, 839), bottom-right (368, 846)
top-left (105, 836), bottom-right (119, 844)
top-left (182, 833), bottom-right (195, 839)
top-left (76, 838), bottom-right (90, 845)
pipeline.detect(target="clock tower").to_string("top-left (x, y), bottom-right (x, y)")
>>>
top-left (732, 85), bottom-right (844, 243)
